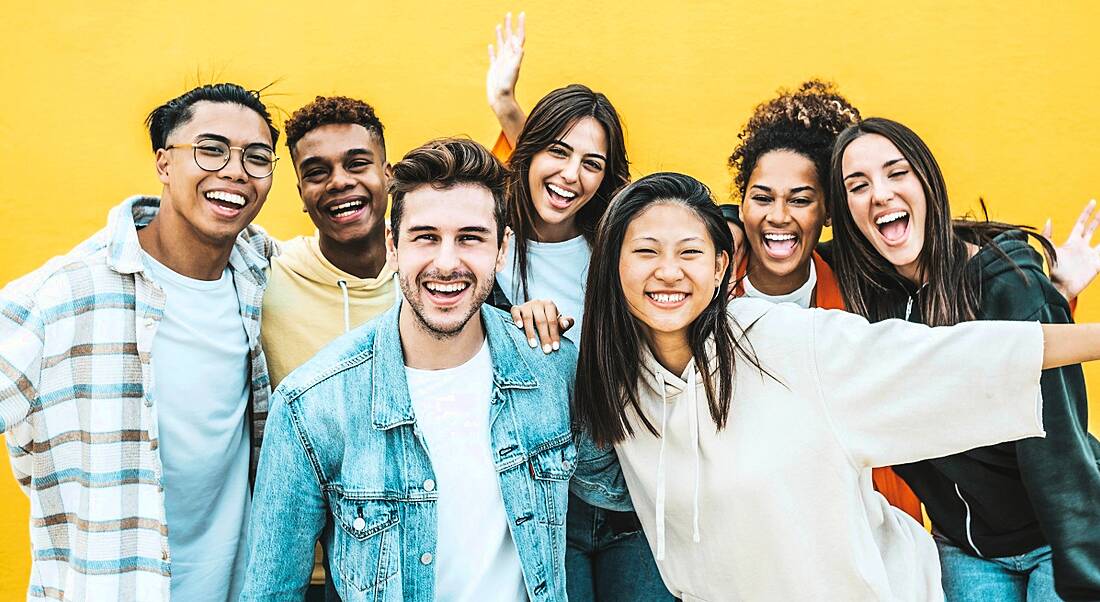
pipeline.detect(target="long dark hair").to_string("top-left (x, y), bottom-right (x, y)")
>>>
top-left (505, 84), bottom-right (630, 299)
top-left (576, 172), bottom-right (750, 447)
top-left (827, 118), bottom-right (1053, 326)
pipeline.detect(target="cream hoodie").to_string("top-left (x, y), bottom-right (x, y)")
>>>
top-left (261, 235), bottom-right (397, 388)
top-left (614, 298), bottom-right (1046, 601)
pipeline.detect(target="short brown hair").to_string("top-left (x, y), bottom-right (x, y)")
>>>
top-left (284, 95), bottom-right (384, 157)
top-left (388, 138), bottom-right (508, 245)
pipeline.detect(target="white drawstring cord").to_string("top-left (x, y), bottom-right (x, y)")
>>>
top-left (655, 369), bottom-right (669, 561)
top-left (688, 367), bottom-right (701, 544)
top-left (337, 279), bottom-right (351, 333)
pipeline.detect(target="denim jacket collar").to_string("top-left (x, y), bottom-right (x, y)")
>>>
top-left (370, 302), bottom-right (538, 430)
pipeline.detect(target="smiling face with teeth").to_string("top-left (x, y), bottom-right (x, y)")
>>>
top-left (154, 101), bottom-right (274, 247)
top-left (619, 203), bottom-right (729, 343)
top-left (841, 133), bottom-right (928, 284)
top-left (742, 150), bottom-right (827, 295)
top-left (387, 183), bottom-right (507, 340)
top-left (293, 123), bottom-right (390, 249)
top-left (526, 116), bottom-right (609, 242)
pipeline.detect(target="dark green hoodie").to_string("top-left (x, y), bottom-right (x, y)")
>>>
top-left (892, 230), bottom-right (1100, 600)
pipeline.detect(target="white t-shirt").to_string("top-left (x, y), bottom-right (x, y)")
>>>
top-left (743, 259), bottom-right (818, 309)
top-left (143, 253), bottom-right (251, 602)
top-left (496, 234), bottom-right (590, 344)
top-left (405, 342), bottom-right (527, 601)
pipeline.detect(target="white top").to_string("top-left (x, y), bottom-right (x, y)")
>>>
top-left (742, 259), bottom-right (817, 309)
top-left (616, 299), bottom-right (1046, 601)
top-left (143, 253), bottom-right (252, 602)
top-left (496, 233), bottom-right (590, 344)
top-left (406, 342), bottom-right (526, 602)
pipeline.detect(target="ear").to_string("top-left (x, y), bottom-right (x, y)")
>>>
top-left (155, 149), bottom-right (171, 185)
top-left (495, 226), bottom-right (512, 273)
top-left (383, 162), bottom-right (394, 184)
top-left (714, 250), bottom-right (730, 289)
top-left (385, 223), bottom-right (398, 268)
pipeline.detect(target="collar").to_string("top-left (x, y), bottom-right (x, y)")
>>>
top-left (104, 195), bottom-right (269, 286)
top-left (369, 303), bottom-right (538, 430)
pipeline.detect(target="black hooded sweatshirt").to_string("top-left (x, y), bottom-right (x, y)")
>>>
top-left (888, 230), bottom-right (1100, 600)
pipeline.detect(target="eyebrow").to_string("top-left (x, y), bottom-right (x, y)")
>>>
top-left (406, 225), bottom-right (493, 235)
top-left (195, 132), bottom-right (274, 152)
top-left (298, 148), bottom-right (375, 169)
top-left (632, 236), bottom-right (705, 243)
top-left (844, 157), bottom-right (908, 181)
top-left (750, 184), bottom-right (816, 194)
top-left (551, 139), bottom-right (608, 162)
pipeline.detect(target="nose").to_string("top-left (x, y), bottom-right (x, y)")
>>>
top-left (218, 149), bottom-right (248, 183)
top-left (871, 177), bottom-right (893, 206)
top-left (432, 238), bottom-right (461, 273)
top-left (326, 166), bottom-right (355, 193)
top-left (559, 157), bottom-right (581, 183)
top-left (654, 252), bottom-right (684, 283)
top-left (765, 199), bottom-right (790, 225)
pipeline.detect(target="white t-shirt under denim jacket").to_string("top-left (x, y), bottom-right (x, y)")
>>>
top-left (614, 298), bottom-right (1046, 601)
top-left (241, 303), bottom-right (580, 602)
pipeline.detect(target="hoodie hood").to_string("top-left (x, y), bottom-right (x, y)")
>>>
top-left (277, 235), bottom-right (395, 291)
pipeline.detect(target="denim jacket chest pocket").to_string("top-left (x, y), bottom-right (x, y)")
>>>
top-left (528, 438), bottom-right (577, 526)
top-left (328, 492), bottom-right (401, 600)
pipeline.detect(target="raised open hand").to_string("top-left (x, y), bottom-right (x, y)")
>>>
top-left (1043, 198), bottom-right (1100, 301)
top-left (486, 11), bottom-right (527, 145)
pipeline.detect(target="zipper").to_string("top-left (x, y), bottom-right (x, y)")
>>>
top-left (904, 295), bottom-right (914, 320)
top-left (954, 483), bottom-right (984, 557)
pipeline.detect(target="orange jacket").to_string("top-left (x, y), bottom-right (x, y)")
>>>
top-left (733, 251), bottom-right (925, 524)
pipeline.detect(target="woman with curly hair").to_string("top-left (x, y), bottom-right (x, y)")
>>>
top-left (482, 13), bottom-right (674, 602)
top-left (726, 80), bottom-right (925, 520)
top-left (829, 117), bottom-right (1100, 601)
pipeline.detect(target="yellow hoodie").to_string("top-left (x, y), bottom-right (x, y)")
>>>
top-left (261, 235), bottom-right (397, 388)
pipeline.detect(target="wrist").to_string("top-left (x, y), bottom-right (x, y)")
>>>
top-left (491, 95), bottom-right (522, 117)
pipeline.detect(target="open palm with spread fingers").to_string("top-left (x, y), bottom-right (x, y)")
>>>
top-left (487, 11), bottom-right (527, 144)
top-left (1044, 199), bottom-right (1100, 301)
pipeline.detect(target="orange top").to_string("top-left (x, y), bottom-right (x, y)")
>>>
top-left (492, 130), bottom-right (513, 164)
top-left (734, 251), bottom-right (925, 524)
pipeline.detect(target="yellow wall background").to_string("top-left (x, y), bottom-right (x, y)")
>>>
top-left (1, 0), bottom-right (1097, 594)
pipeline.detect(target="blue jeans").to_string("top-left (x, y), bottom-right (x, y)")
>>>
top-left (936, 534), bottom-right (1063, 601)
top-left (566, 493), bottom-right (674, 601)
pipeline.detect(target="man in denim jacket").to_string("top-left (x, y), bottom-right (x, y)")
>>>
top-left (242, 138), bottom-right (577, 601)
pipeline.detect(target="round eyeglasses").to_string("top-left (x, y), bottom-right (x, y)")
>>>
top-left (166, 140), bottom-right (278, 179)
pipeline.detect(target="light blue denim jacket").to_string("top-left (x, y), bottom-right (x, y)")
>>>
top-left (241, 303), bottom-right (578, 601)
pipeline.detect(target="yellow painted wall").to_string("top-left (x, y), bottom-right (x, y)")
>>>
top-left (1, 0), bottom-right (1097, 595)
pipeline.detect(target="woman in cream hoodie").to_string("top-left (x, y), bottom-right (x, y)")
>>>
top-left (573, 172), bottom-right (1100, 601)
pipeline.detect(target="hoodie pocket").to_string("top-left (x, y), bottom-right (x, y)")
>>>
top-left (530, 441), bottom-right (577, 526)
top-left (330, 493), bottom-right (400, 597)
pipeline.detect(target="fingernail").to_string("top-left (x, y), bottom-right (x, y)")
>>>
top-left (529, 338), bottom-right (537, 348)
top-left (515, 320), bottom-right (523, 328)
top-left (542, 344), bottom-right (552, 354)
top-left (552, 341), bottom-right (560, 351)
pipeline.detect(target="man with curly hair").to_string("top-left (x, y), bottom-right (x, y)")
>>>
top-left (262, 96), bottom-right (397, 389)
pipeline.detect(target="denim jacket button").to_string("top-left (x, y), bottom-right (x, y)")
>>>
top-left (353, 517), bottom-right (366, 531)
top-left (423, 479), bottom-right (436, 492)
top-left (420, 552), bottom-right (433, 565)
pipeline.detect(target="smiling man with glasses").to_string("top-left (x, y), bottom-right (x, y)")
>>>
top-left (0, 83), bottom-right (279, 601)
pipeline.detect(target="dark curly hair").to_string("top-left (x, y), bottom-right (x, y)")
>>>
top-left (284, 95), bottom-right (385, 157)
top-left (728, 80), bottom-right (860, 200)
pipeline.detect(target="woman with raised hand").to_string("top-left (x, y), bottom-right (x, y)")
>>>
top-left (483, 13), bottom-right (674, 601)
top-left (828, 117), bottom-right (1100, 601)
top-left (575, 171), bottom-right (1100, 601)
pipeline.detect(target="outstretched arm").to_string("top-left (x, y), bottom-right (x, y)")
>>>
top-left (487, 11), bottom-right (527, 145)
top-left (1041, 322), bottom-right (1100, 369)
top-left (1043, 198), bottom-right (1100, 301)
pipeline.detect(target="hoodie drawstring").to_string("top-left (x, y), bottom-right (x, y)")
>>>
top-left (687, 367), bottom-right (701, 545)
top-left (655, 370), bottom-right (669, 561)
top-left (337, 279), bottom-right (351, 333)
